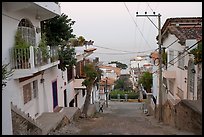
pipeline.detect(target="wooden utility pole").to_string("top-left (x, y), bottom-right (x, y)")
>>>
top-left (136, 12), bottom-right (163, 122)
top-left (105, 77), bottom-right (108, 107)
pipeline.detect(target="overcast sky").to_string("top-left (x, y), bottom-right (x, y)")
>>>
top-left (60, 2), bottom-right (202, 66)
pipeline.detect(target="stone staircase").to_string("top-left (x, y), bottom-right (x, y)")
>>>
top-left (11, 102), bottom-right (82, 135)
top-left (11, 102), bottom-right (43, 135)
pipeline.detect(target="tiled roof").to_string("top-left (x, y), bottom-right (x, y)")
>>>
top-left (98, 65), bottom-right (121, 76)
top-left (99, 77), bottom-right (115, 85)
top-left (160, 17), bottom-right (202, 43)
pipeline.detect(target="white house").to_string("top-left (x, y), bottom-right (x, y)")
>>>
top-left (2, 2), bottom-right (61, 135)
top-left (64, 45), bottom-right (97, 110)
top-left (150, 17), bottom-right (202, 118)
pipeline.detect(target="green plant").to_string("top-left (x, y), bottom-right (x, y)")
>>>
top-left (58, 44), bottom-right (77, 71)
top-left (138, 71), bottom-right (152, 93)
top-left (15, 30), bottom-right (30, 49)
top-left (2, 63), bottom-right (14, 89)
top-left (190, 41), bottom-right (202, 65)
top-left (38, 33), bottom-right (50, 61)
top-left (13, 30), bottom-right (30, 60)
top-left (110, 90), bottom-right (139, 99)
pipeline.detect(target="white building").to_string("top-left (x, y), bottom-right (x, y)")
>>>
top-left (2, 2), bottom-right (62, 135)
top-left (150, 17), bottom-right (202, 117)
top-left (65, 46), bottom-right (97, 109)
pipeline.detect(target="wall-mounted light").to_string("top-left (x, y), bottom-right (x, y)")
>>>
top-left (184, 77), bottom-right (187, 83)
top-left (191, 69), bottom-right (196, 74)
top-left (184, 66), bottom-right (188, 70)
top-left (36, 27), bottom-right (41, 33)
top-left (40, 78), bottom-right (45, 83)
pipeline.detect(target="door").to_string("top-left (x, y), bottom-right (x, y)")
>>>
top-left (187, 60), bottom-right (195, 100)
top-left (52, 80), bottom-right (58, 109)
top-left (33, 80), bottom-right (39, 117)
top-left (64, 89), bottom-right (67, 107)
top-left (75, 93), bottom-right (78, 107)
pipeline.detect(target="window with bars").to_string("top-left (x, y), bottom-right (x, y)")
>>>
top-left (18, 18), bottom-right (36, 46)
top-left (169, 50), bottom-right (174, 65)
top-left (23, 83), bottom-right (32, 104)
top-left (23, 80), bottom-right (38, 104)
top-left (169, 80), bottom-right (174, 95)
top-left (178, 51), bottom-right (185, 69)
top-left (33, 80), bottom-right (38, 98)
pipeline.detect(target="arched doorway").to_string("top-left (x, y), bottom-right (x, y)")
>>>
top-left (187, 59), bottom-right (195, 100)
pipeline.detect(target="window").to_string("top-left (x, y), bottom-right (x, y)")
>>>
top-left (18, 18), bottom-right (36, 46)
top-left (82, 89), bottom-right (86, 97)
top-left (23, 83), bottom-right (32, 104)
top-left (67, 66), bottom-right (74, 82)
top-left (23, 80), bottom-right (38, 104)
top-left (33, 80), bottom-right (38, 98)
top-left (169, 80), bottom-right (174, 95)
top-left (169, 50), bottom-right (174, 65)
top-left (178, 52), bottom-right (184, 69)
top-left (76, 60), bottom-right (85, 78)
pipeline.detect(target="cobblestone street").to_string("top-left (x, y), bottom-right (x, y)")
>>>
top-left (50, 101), bottom-right (195, 135)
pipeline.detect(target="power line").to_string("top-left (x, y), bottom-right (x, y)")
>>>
top-left (152, 40), bottom-right (201, 74)
top-left (146, 2), bottom-right (154, 13)
top-left (93, 44), bottom-right (155, 54)
top-left (123, 2), bottom-right (152, 50)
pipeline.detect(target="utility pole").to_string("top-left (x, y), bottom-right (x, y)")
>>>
top-left (136, 12), bottom-right (163, 122)
top-left (105, 77), bottom-right (108, 107)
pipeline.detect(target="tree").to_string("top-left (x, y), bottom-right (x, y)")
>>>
top-left (82, 61), bottom-right (100, 117)
top-left (41, 13), bottom-right (76, 47)
top-left (190, 41), bottom-right (202, 65)
top-left (108, 61), bottom-right (128, 69)
top-left (58, 44), bottom-right (77, 71)
top-left (42, 13), bottom-right (79, 71)
top-left (2, 63), bottom-right (14, 89)
top-left (138, 71), bottom-right (152, 93)
top-left (114, 75), bottom-right (133, 91)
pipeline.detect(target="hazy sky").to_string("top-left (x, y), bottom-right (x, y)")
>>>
top-left (60, 2), bottom-right (202, 66)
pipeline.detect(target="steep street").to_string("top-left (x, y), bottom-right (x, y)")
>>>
top-left (50, 101), bottom-right (195, 135)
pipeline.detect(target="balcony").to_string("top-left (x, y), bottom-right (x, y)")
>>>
top-left (73, 79), bottom-right (86, 90)
top-left (3, 2), bottom-right (61, 21)
top-left (10, 46), bottom-right (59, 79)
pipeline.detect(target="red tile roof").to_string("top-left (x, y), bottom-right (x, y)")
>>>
top-left (159, 17), bottom-right (202, 44)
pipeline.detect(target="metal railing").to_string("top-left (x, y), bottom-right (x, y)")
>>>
top-left (10, 46), bottom-right (59, 69)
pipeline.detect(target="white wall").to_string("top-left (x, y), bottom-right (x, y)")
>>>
top-left (163, 35), bottom-right (198, 100)
top-left (2, 87), bottom-right (13, 135)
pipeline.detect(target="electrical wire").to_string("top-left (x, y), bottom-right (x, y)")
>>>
top-left (93, 44), bottom-right (155, 54)
top-left (152, 40), bottom-right (201, 74)
top-left (123, 2), bottom-right (152, 50)
top-left (146, 2), bottom-right (154, 13)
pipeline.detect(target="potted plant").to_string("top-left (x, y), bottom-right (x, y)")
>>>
top-left (13, 30), bottom-right (30, 68)
top-left (38, 33), bottom-right (50, 64)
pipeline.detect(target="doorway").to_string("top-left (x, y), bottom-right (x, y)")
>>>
top-left (52, 80), bottom-right (58, 109)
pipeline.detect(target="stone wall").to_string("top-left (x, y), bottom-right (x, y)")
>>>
top-left (162, 100), bottom-right (176, 127)
top-left (155, 99), bottom-right (202, 135)
top-left (174, 100), bottom-right (202, 135)
top-left (11, 109), bottom-right (42, 135)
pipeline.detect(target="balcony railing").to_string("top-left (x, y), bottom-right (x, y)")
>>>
top-left (10, 46), bottom-right (59, 70)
